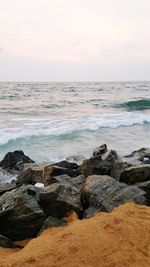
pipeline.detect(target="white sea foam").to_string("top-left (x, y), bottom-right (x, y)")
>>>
top-left (0, 112), bottom-right (149, 146)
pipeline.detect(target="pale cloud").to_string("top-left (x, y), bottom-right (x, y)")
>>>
top-left (0, 0), bottom-right (150, 80)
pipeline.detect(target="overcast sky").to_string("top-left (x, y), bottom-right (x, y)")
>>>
top-left (0, 0), bottom-right (150, 81)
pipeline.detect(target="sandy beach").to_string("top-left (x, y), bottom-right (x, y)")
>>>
top-left (0, 203), bottom-right (149, 267)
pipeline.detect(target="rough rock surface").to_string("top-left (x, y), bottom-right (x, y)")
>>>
top-left (0, 151), bottom-right (34, 171)
top-left (93, 144), bottom-right (107, 156)
top-left (82, 175), bottom-right (146, 215)
top-left (0, 185), bottom-right (45, 240)
top-left (120, 164), bottom-right (150, 184)
top-left (0, 235), bottom-right (21, 248)
top-left (39, 182), bottom-right (82, 218)
top-left (0, 183), bottom-right (16, 196)
top-left (127, 147), bottom-right (150, 159)
top-left (135, 180), bottom-right (150, 194)
top-left (44, 164), bottom-right (80, 185)
top-left (79, 155), bottom-right (112, 177)
top-left (48, 174), bottom-right (85, 189)
top-left (17, 161), bottom-right (80, 186)
top-left (103, 150), bottom-right (129, 180)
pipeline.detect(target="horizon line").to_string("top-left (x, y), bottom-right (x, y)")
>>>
top-left (0, 80), bottom-right (150, 83)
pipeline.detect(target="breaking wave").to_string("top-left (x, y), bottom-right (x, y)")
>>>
top-left (115, 99), bottom-right (150, 110)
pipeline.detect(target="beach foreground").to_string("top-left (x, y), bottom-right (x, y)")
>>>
top-left (0, 203), bottom-right (150, 267)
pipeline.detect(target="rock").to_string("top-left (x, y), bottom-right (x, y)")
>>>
top-left (0, 151), bottom-right (34, 171)
top-left (44, 165), bottom-right (80, 185)
top-left (16, 162), bottom-right (48, 185)
top-left (120, 164), bottom-right (150, 184)
top-left (0, 185), bottom-right (45, 240)
top-left (0, 234), bottom-right (22, 248)
top-left (104, 150), bottom-right (130, 181)
top-left (93, 144), bottom-right (107, 156)
top-left (82, 175), bottom-right (146, 215)
top-left (66, 154), bottom-right (86, 165)
top-left (55, 160), bottom-right (79, 170)
top-left (125, 148), bottom-right (150, 162)
top-left (79, 155), bottom-right (112, 177)
top-left (135, 180), bottom-right (150, 195)
top-left (17, 161), bottom-right (80, 186)
top-left (71, 175), bottom-right (86, 189)
top-left (79, 150), bottom-right (130, 180)
top-left (104, 150), bottom-right (120, 163)
top-left (48, 174), bottom-right (85, 189)
top-left (39, 183), bottom-right (82, 218)
top-left (0, 183), bottom-right (16, 196)
top-left (83, 207), bottom-right (97, 219)
top-left (37, 216), bottom-right (67, 236)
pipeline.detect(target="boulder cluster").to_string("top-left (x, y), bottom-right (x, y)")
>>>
top-left (0, 146), bottom-right (149, 248)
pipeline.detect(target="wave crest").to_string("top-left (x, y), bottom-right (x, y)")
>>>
top-left (115, 99), bottom-right (150, 110)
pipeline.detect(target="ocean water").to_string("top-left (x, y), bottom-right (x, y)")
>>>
top-left (0, 81), bottom-right (149, 163)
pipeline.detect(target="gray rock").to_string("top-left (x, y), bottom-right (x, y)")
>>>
top-left (66, 154), bottom-right (86, 165)
top-left (0, 183), bottom-right (16, 196)
top-left (82, 175), bottom-right (147, 214)
top-left (37, 216), bottom-right (67, 236)
top-left (44, 164), bottom-right (80, 185)
top-left (125, 148), bottom-right (150, 162)
top-left (16, 163), bottom-right (47, 185)
top-left (0, 185), bottom-right (45, 240)
top-left (93, 144), bottom-right (107, 156)
top-left (104, 150), bottom-right (120, 163)
top-left (135, 180), bottom-right (150, 194)
top-left (17, 161), bottom-right (80, 186)
top-left (79, 155), bottom-right (113, 177)
top-left (39, 182), bottom-right (82, 218)
top-left (120, 164), bottom-right (150, 184)
top-left (103, 150), bottom-right (130, 181)
top-left (83, 207), bottom-right (97, 219)
top-left (0, 234), bottom-right (22, 248)
top-left (48, 174), bottom-right (85, 189)
top-left (0, 150), bottom-right (34, 171)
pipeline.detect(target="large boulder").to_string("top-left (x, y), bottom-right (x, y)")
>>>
top-left (44, 165), bottom-right (80, 185)
top-left (17, 161), bottom-right (80, 186)
top-left (39, 182), bottom-right (82, 218)
top-left (82, 175), bottom-right (147, 216)
top-left (104, 150), bottom-right (130, 181)
top-left (0, 150), bottom-right (34, 171)
top-left (79, 149), bottom-right (128, 181)
top-left (120, 164), bottom-right (150, 184)
top-left (47, 174), bottom-right (86, 189)
top-left (0, 185), bottom-right (45, 240)
top-left (16, 163), bottom-right (45, 185)
top-left (79, 155), bottom-right (112, 177)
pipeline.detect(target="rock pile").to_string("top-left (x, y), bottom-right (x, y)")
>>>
top-left (0, 146), bottom-right (149, 246)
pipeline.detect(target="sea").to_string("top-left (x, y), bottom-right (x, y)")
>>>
top-left (0, 81), bottom-right (149, 163)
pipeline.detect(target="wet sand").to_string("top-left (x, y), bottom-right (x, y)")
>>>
top-left (0, 203), bottom-right (150, 267)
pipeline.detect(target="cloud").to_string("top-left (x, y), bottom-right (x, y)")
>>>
top-left (0, 47), bottom-right (4, 52)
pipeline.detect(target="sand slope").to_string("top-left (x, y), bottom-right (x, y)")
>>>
top-left (0, 203), bottom-right (150, 267)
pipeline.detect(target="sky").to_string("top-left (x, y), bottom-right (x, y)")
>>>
top-left (0, 0), bottom-right (150, 81)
